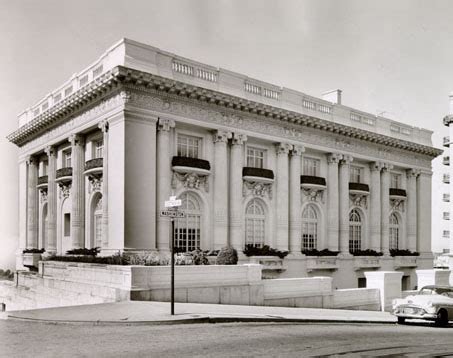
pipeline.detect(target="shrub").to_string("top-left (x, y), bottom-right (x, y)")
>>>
top-left (302, 248), bottom-right (340, 256)
top-left (191, 249), bottom-right (210, 265)
top-left (216, 247), bottom-right (238, 265)
top-left (0, 269), bottom-right (14, 281)
top-left (66, 247), bottom-right (100, 256)
top-left (204, 250), bottom-right (219, 256)
top-left (46, 252), bottom-right (127, 265)
top-left (390, 249), bottom-right (420, 257)
top-left (243, 244), bottom-right (288, 259)
top-left (22, 248), bottom-right (45, 254)
top-left (350, 249), bottom-right (383, 256)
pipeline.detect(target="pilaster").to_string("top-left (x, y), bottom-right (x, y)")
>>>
top-left (45, 146), bottom-right (57, 252)
top-left (99, 120), bottom-right (109, 248)
top-left (326, 153), bottom-right (341, 251)
top-left (26, 156), bottom-right (39, 249)
top-left (275, 142), bottom-right (292, 251)
top-left (370, 162), bottom-right (384, 251)
top-left (69, 133), bottom-right (85, 249)
top-left (417, 170), bottom-right (432, 254)
top-left (406, 168), bottom-right (419, 252)
top-left (289, 145), bottom-right (304, 254)
top-left (380, 163), bottom-right (393, 255)
top-left (339, 154), bottom-right (353, 254)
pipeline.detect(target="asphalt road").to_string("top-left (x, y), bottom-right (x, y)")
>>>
top-left (1, 320), bottom-right (453, 357)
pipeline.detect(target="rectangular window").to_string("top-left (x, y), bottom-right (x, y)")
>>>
top-left (42, 161), bottom-right (48, 176)
top-left (63, 150), bottom-right (72, 168)
top-left (247, 147), bottom-right (265, 168)
top-left (391, 174), bottom-right (401, 189)
top-left (177, 134), bottom-right (200, 158)
top-left (443, 212), bottom-right (450, 221)
top-left (303, 158), bottom-right (320, 176)
top-left (64, 213), bottom-right (71, 237)
top-left (443, 230), bottom-right (450, 238)
top-left (443, 194), bottom-right (450, 202)
top-left (94, 139), bottom-right (104, 158)
top-left (350, 166), bottom-right (362, 183)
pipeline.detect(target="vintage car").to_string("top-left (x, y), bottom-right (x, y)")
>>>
top-left (392, 285), bottom-right (453, 326)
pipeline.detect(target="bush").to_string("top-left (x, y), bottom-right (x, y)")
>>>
top-left (350, 249), bottom-right (383, 256)
top-left (390, 249), bottom-right (420, 257)
top-left (243, 245), bottom-right (288, 259)
top-left (0, 269), bottom-right (14, 281)
top-left (216, 247), bottom-right (238, 265)
top-left (191, 249), bottom-right (209, 265)
top-left (302, 249), bottom-right (340, 256)
top-left (46, 252), bottom-right (127, 265)
top-left (204, 250), bottom-right (219, 256)
top-left (66, 247), bottom-right (100, 256)
top-left (22, 248), bottom-right (45, 254)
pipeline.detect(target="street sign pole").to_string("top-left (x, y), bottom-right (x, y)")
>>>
top-left (170, 215), bottom-right (175, 316)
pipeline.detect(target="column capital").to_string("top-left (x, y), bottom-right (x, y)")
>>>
top-left (232, 133), bottom-right (247, 145)
top-left (68, 133), bottom-right (85, 146)
top-left (370, 161), bottom-right (385, 172)
top-left (44, 146), bottom-right (57, 157)
top-left (26, 155), bottom-right (38, 166)
top-left (381, 162), bottom-right (394, 172)
top-left (291, 145), bottom-right (305, 156)
top-left (406, 168), bottom-right (421, 178)
top-left (213, 130), bottom-right (232, 143)
top-left (340, 154), bottom-right (353, 165)
top-left (157, 118), bottom-right (175, 132)
top-left (275, 142), bottom-right (293, 155)
top-left (327, 153), bottom-right (342, 164)
top-left (98, 119), bottom-right (109, 133)
top-left (443, 115), bottom-right (453, 127)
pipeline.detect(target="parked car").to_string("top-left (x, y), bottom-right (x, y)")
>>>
top-left (392, 285), bottom-right (453, 326)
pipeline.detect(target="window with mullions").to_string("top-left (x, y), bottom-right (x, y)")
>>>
top-left (247, 147), bottom-right (265, 168)
top-left (177, 134), bottom-right (201, 158)
top-left (391, 174), bottom-right (401, 189)
top-left (303, 158), bottom-right (320, 176)
top-left (389, 213), bottom-right (399, 250)
top-left (63, 150), bottom-right (72, 168)
top-left (349, 209), bottom-right (362, 252)
top-left (349, 166), bottom-right (362, 183)
top-left (245, 199), bottom-right (266, 247)
top-left (302, 205), bottom-right (318, 250)
top-left (94, 139), bottom-right (104, 158)
top-left (174, 192), bottom-right (201, 252)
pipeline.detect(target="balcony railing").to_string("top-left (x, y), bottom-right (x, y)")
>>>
top-left (444, 156), bottom-right (450, 166)
top-left (172, 156), bottom-right (211, 176)
top-left (56, 167), bottom-right (73, 179)
top-left (349, 182), bottom-right (369, 194)
top-left (389, 188), bottom-right (406, 199)
top-left (300, 175), bottom-right (327, 189)
top-left (444, 136), bottom-right (450, 147)
top-left (84, 158), bottom-right (103, 178)
top-left (242, 167), bottom-right (275, 183)
top-left (37, 175), bottom-right (48, 188)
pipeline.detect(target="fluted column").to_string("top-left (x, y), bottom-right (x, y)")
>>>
top-left (275, 143), bottom-right (292, 251)
top-left (26, 156), bottom-right (39, 249)
top-left (99, 120), bottom-right (109, 248)
top-left (229, 133), bottom-right (247, 251)
top-left (417, 171), bottom-right (432, 254)
top-left (69, 134), bottom-right (85, 249)
top-left (339, 155), bottom-right (353, 254)
top-left (289, 145), bottom-right (304, 254)
top-left (406, 169), bottom-right (419, 252)
top-left (156, 118), bottom-right (175, 251)
top-left (213, 130), bottom-right (232, 249)
top-left (370, 162), bottom-right (383, 251)
top-left (326, 153), bottom-right (341, 251)
top-left (45, 146), bottom-right (57, 252)
top-left (380, 163), bottom-right (393, 255)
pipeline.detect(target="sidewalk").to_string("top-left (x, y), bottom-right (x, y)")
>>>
top-left (1, 301), bottom-right (397, 325)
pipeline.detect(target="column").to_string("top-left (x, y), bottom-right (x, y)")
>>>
top-left (99, 120), bottom-right (109, 248)
top-left (289, 145), bottom-right (304, 254)
top-left (275, 143), bottom-right (292, 251)
top-left (156, 118), bottom-right (175, 251)
top-left (69, 133), bottom-right (85, 249)
top-left (326, 153), bottom-right (341, 251)
top-left (213, 130), bottom-right (232, 250)
top-left (369, 162), bottom-right (383, 251)
top-left (229, 133), bottom-right (247, 251)
top-left (406, 169), bottom-right (418, 252)
top-left (26, 156), bottom-right (39, 249)
top-left (380, 163), bottom-right (393, 255)
top-left (339, 155), bottom-right (353, 254)
top-left (45, 146), bottom-right (57, 253)
top-left (417, 171), bottom-right (432, 254)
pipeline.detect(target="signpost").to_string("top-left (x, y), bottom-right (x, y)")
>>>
top-left (161, 196), bottom-right (184, 315)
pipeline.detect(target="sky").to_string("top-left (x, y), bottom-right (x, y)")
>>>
top-left (1, 0), bottom-right (452, 268)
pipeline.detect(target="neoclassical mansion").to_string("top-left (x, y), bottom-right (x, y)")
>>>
top-left (8, 39), bottom-right (441, 288)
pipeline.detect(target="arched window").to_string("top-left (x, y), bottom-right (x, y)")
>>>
top-left (349, 209), bottom-right (362, 253)
top-left (245, 199), bottom-right (266, 247)
top-left (175, 193), bottom-right (202, 252)
top-left (93, 196), bottom-right (103, 248)
top-left (389, 213), bottom-right (399, 250)
top-left (302, 205), bottom-right (318, 250)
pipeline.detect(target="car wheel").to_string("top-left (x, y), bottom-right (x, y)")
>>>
top-left (435, 309), bottom-right (448, 327)
top-left (397, 317), bottom-right (406, 324)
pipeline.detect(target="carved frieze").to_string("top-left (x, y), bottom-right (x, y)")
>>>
top-left (390, 198), bottom-right (405, 213)
top-left (88, 177), bottom-right (103, 194)
top-left (243, 180), bottom-right (273, 199)
top-left (350, 194), bottom-right (368, 209)
top-left (172, 172), bottom-right (209, 192)
top-left (40, 190), bottom-right (48, 204)
top-left (59, 183), bottom-right (71, 199)
top-left (302, 188), bottom-right (324, 204)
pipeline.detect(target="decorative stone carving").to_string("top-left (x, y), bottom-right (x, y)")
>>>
top-left (291, 145), bottom-right (305, 156)
top-left (340, 154), bottom-right (353, 165)
top-left (88, 177), bottom-right (103, 194)
top-left (98, 119), bottom-right (109, 133)
top-left (68, 133), bottom-right (85, 146)
top-left (326, 153), bottom-right (342, 164)
top-left (406, 168), bottom-right (421, 178)
top-left (275, 142), bottom-right (292, 155)
top-left (44, 145), bottom-right (56, 157)
top-left (171, 172), bottom-right (209, 192)
top-left (302, 188), bottom-right (324, 203)
top-left (232, 133), bottom-right (247, 145)
top-left (157, 118), bottom-right (175, 132)
top-left (370, 161), bottom-right (384, 172)
top-left (212, 130), bottom-right (232, 143)
top-left (381, 162), bottom-right (394, 172)
top-left (243, 180), bottom-right (272, 199)
top-left (350, 193), bottom-right (367, 209)
top-left (58, 183), bottom-right (71, 199)
top-left (390, 198), bottom-right (405, 213)
top-left (40, 190), bottom-right (48, 204)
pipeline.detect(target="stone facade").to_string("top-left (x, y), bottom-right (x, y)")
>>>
top-left (8, 39), bottom-right (442, 289)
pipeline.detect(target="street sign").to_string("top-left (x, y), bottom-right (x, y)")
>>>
top-left (160, 210), bottom-right (185, 218)
top-left (165, 196), bottom-right (182, 208)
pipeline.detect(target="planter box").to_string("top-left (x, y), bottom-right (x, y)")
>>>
top-left (394, 256), bottom-right (417, 269)
top-left (306, 256), bottom-right (338, 272)
top-left (22, 253), bottom-right (42, 268)
top-left (248, 256), bottom-right (286, 279)
top-left (353, 256), bottom-right (381, 270)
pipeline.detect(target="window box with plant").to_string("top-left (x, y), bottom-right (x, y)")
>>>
top-left (391, 249), bottom-right (419, 269)
top-left (244, 245), bottom-right (287, 278)
top-left (302, 249), bottom-right (339, 272)
top-left (351, 249), bottom-right (383, 270)
top-left (171, 156), bottom-right (211, 176)
top-left (22, 248), bottom-right (45, 269)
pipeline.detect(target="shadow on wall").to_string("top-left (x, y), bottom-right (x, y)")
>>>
top-left (0, 234), bottom-right (18, 270)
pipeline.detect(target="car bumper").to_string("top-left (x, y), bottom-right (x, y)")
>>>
top-left (393, 311), bottom-right (437, 320)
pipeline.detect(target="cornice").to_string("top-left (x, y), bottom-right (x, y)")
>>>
top-left (7, 65), bottom-right (443, 158)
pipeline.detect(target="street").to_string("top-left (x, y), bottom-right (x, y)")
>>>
top-left (1, 320), bottom-right (452, 357)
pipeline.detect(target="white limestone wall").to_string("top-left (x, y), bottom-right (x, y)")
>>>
top-left (332, 288), bottom-right (380, 311)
